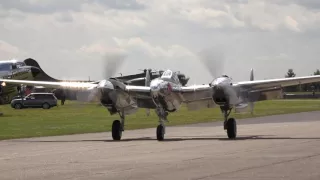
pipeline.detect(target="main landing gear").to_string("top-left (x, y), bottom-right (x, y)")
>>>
top-left (111, 110), bottom-right (125, 141)
top-left (221, 106), bottom-right (237, 139)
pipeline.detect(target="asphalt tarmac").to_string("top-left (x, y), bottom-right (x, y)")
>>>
top-left (1, 111), bottom-right (320, 180)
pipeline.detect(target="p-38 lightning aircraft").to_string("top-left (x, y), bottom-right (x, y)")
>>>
top-left (1, 68), bottom-right (320, 141)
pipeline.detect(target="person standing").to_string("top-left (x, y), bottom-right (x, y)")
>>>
top-left (61, 90), bottom-right (66, 105)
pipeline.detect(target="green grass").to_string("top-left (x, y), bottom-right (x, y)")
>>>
top-left (1, 99), bottom-right (320, 140)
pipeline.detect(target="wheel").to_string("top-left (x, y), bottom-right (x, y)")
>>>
top-left (14, 103), bottom-right (22, 109)
top-left (156, 124), bottom-right (165, 141)
top-left (112, 120), bottom-right (122, 140)
top-left (226, 118), bottom-right (237, 139)
top-left (42, 103), bottom-right (50, 109)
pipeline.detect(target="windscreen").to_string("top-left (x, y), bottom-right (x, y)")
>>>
top-left (0, 63), bottom-right (12, 71)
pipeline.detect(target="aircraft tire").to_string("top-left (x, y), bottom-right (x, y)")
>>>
top-left (112, 120), bottom-right (122, 141)
top-left (226, 118), bottom-right (237, 139)
top-left (156, 124), bottom-right (165, 141)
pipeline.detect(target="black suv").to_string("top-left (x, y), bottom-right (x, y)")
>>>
top-left (11, 93), bottom-right (58, 109)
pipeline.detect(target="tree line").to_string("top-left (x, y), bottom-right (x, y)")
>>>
top-left (284, 69), bottom-right (320, 92)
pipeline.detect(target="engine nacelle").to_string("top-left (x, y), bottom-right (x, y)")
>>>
top-left (100, 93), bottom-right (118, 115)
top-left (95, 79), bottom-right (118, 114)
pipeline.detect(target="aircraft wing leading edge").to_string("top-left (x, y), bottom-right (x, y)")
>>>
top-left (0, 79), bottom-right (97, 89)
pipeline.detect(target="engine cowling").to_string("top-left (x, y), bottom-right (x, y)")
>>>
top-left (96, 80), bottom-right (118, 114)
top-left (212, 86), bottom-right (229, 105)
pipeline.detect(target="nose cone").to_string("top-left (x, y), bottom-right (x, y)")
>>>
top-left (150, 79), bottom-right (163, 95)
top-left (150, 79), bottom-right (173, 98)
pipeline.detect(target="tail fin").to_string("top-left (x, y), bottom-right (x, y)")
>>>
top-left (249, 68), bottom-right (254, 115)
top-left (145, 68), bottom-right (151, 86)
top-left (145, 69), bottom-right (151, 116)
top-left (24, 58), bottom-right (60, 81)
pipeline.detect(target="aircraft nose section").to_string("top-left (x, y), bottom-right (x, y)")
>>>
top-left (150, 80), bottom-right (161, 95)
top-left (150, 79), bottom-right (169, 97)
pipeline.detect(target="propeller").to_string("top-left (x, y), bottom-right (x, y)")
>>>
top-left (103, 53), bottom-right (127, 79)
top-left (234, 68), bottom-right (255, 114)
top-left (84, 53), bottom-right (127, 102)
top-left (197, 47), bottom-right (226, 80)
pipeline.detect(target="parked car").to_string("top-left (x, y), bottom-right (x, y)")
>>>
top-left (11, 92), bottom-right (58, 109)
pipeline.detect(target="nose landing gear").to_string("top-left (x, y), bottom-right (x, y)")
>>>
top-left (221, 106), bottom-right (237, 139)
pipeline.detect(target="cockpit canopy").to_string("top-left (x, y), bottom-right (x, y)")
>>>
top-left (0, 63), bottom-right (12, 71)
top-left (0, 60), bottom-right (25, 71)
top-left (160, 70), bottom-right (180, 83)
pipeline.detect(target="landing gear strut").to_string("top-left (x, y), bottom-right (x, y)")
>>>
top-left (112, 109), bottom-right (125, 140)
top-left (221, 106), bottom-right (237, 139)
top-left (155, 106), bottom-right (168, 141)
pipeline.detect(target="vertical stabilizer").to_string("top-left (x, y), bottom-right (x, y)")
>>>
top-left (145, 68), bottom-right (151, 86)
top-left (250, 68), bottom-right (254, 81)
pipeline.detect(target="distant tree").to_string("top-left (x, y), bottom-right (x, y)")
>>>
top-left (285, 69), bottom-right (296, 78)
top-left (284, 69), bottom-right (297, 92)
top-left (312, 69), bottom-right (320, 91)
top-left (301, 69), bottom-right (320, 92)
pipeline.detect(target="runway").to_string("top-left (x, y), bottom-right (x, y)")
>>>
top-left (1, 111), bottom-right (320, 180)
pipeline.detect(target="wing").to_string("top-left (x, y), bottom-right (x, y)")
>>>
top-left (125, 85), bottom-right (151, 93)
top-left (233, 75), bottom-right (320, 102)
top-left (179, 84), bottom-right (215, 110)
top-left (234, 75), bottom-right (320, 89)
top-left (0, 79), bottom-right (98, 89)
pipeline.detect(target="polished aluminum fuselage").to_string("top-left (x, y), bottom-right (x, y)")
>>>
top-left (150, 77), bottom-right (183, 111)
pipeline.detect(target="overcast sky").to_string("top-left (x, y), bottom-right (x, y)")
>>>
top-left (1, 0), bottom-right (320, 84)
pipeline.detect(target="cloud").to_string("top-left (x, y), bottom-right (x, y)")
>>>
top-left (284, 16), bottom-right (300, 32)
top-left (0, 40), bottom-right (28, 60)
top-left (113, 37), bottom-right (195, 59)
top-left (0, 40), bottom-right (19, 54)
top-left (0, 0), bottom-right (145, 14)
top-left (273, 0), bottom-right (320, 10)
top-left (255, 53), bottom-right (291, 61)
top-left (78, 43), bottom-right (127, 56)
top-left (0, 0), bottom-right (82, 14)
top-left (54, 12), bottom-right (74, 23)
top-left (92, 0), bottom-right (146, 10)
